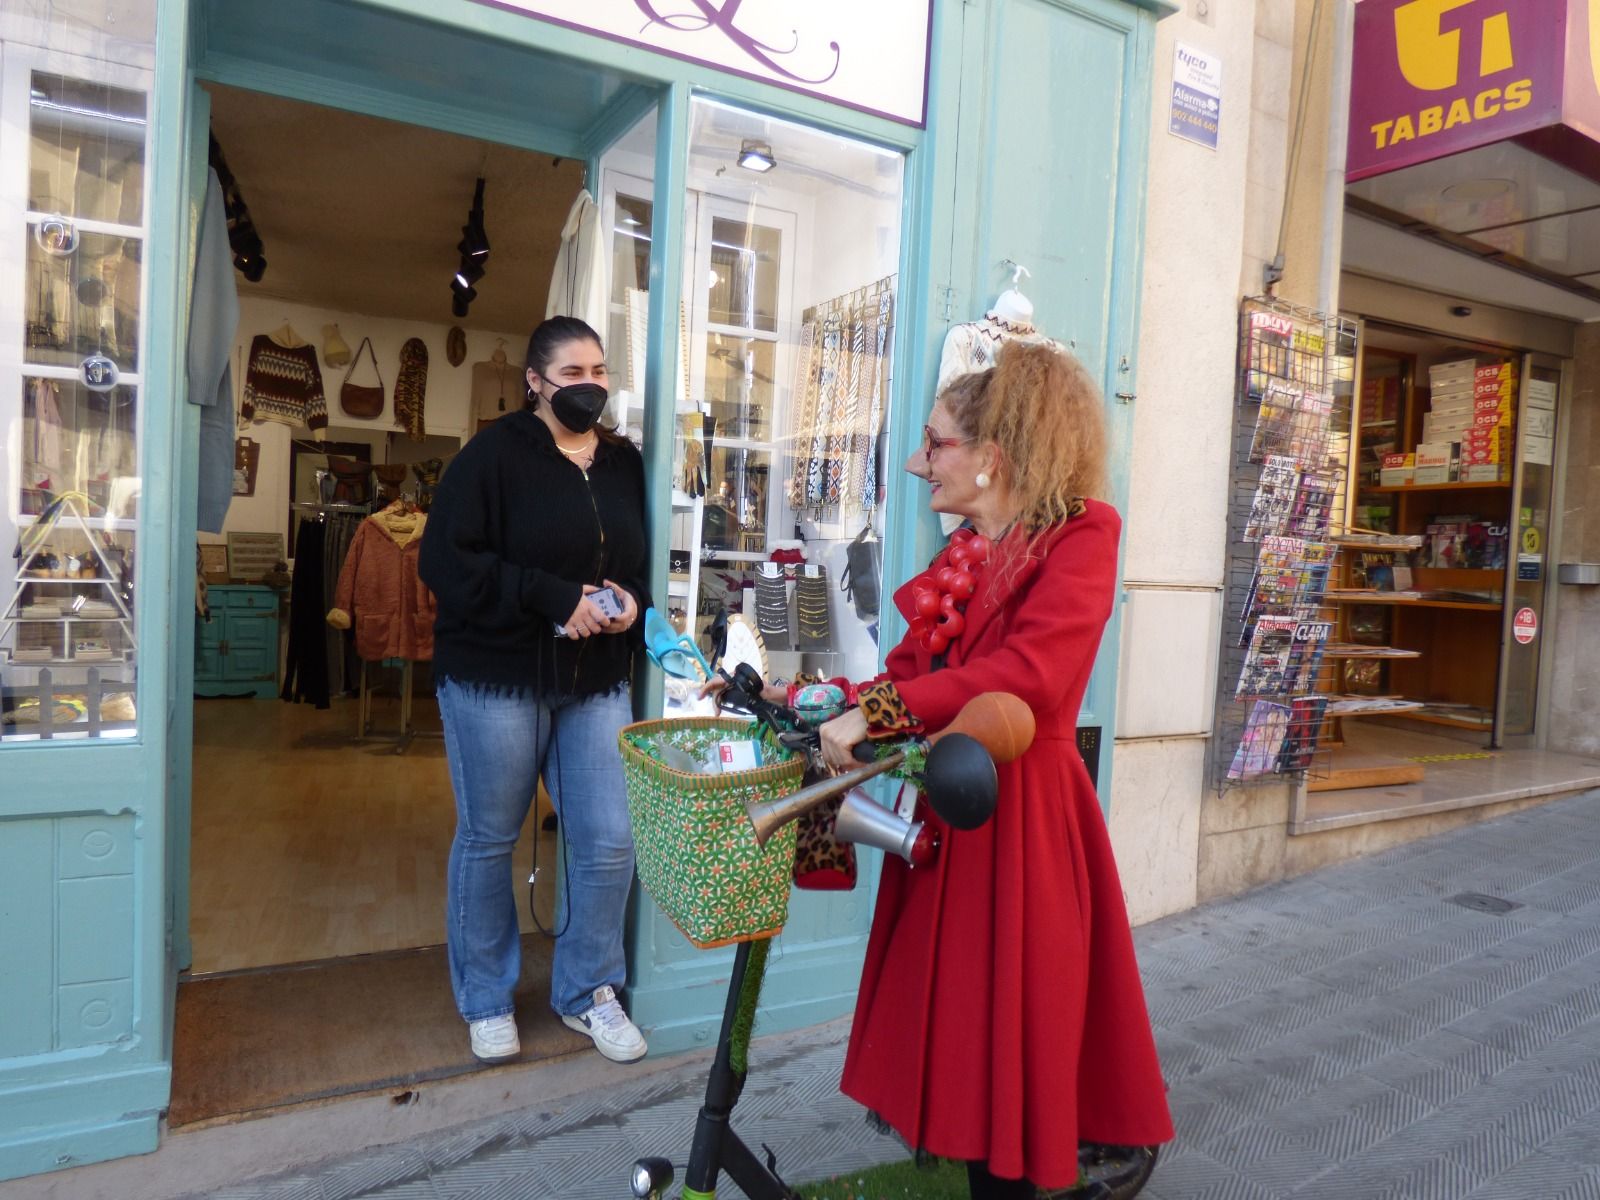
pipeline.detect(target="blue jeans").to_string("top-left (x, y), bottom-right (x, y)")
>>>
top-left (436, 679), bottom-right (636, 1021)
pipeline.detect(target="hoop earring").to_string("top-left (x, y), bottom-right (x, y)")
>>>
top-left (975, 472), bottom-right (991, 489)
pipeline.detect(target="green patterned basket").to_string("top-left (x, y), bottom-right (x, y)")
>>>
top-left (619, 718), bottom-right (804, 950)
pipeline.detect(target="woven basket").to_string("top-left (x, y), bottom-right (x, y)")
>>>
top-left (619, 718), bottom-right (804, 949)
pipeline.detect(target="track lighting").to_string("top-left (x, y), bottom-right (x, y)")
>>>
top-left (210, 134), bottom-right (268, 282)
top-left (737, 139), bottom-right (776, 172)
top-left (448, 177), bottom-right (490, 318)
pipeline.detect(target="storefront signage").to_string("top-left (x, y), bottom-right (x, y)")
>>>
top-left (1513, 605), bottom-right (1538, 644)
top-left (1169, 42), bottom-right (1221, 149)
top-left (1349, 0), bottom-right (1600, 181)
top-left (474, 0), bottom-right (933, 126)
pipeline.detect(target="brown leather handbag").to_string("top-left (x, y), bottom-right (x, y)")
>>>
top-left (339, 337), bottom-right (385, 420)
top-left (373, 463), bottom-right (408, 504)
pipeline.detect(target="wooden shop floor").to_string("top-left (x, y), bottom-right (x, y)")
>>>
top-left (190, 692), bottom-right (555, 975)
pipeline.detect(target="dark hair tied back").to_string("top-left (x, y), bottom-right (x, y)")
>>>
top-left (525, 316), bottom-right (604, 405)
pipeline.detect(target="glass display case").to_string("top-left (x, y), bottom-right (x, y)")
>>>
top-left (1, 60), bottom-right (149, 741)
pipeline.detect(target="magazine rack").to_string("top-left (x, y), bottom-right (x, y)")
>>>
top-left (1212, 299), bottom-right (1364, 790)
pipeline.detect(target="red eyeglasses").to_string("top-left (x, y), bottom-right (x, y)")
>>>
top-left (922, 424), bottom-right (972, 462)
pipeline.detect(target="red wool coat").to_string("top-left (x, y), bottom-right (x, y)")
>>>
top-left (839, 500), bottom-right (1173, 1187)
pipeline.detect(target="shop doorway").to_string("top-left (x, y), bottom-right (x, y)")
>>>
top-left (1300, 317), bottom-right (1600, 829)
top-left (175, 83), bottom-right (604, 1125)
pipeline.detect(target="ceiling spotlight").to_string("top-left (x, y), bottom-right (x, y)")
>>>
top-left (448, 177), bottom-right (490, 317)
top-left (737, 139), bottom-right (776, 173)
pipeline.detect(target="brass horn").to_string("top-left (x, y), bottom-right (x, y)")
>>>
top-left (746, 752), bottom-right (908, 848)
top-left (744, 691), bottom-right (1035, 848)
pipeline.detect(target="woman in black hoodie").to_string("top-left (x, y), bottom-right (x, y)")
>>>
top-left (420, 317), bottom-right (651, 1066)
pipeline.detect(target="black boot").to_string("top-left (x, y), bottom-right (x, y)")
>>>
top-left (1039, 1145), bottom-right (1160, 1200)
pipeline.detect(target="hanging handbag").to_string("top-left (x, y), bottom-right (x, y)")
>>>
top-left (373, 462), bottom-right (408, 504)
top-left (326, 457), bottom-right (372, 505)
top-left (339, 337), bottom-right (385, 420)
top-left (840, 522), bottom-right (881, 621)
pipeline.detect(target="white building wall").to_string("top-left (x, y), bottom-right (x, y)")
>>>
top-left (1109, 0), bottom-right (1264, 924)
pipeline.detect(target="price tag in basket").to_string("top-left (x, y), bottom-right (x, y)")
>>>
top-left (717, 740), bottom-right (765, 772)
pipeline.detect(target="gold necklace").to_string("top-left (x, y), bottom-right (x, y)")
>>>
top-left (555, 435), bottom-right (597, 459)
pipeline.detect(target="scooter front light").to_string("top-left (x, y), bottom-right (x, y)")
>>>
top-left (631, 1156), bottom-right (674, 1197)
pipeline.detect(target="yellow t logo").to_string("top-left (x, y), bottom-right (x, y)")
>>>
top-left (1394, 0), bottom-right (1514, 90)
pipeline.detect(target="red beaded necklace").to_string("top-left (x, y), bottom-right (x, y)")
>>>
top-left (909, 527), bottom-right (992, 656)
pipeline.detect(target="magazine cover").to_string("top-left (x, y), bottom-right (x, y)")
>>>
top-left (1236, 614), bottom-right (1299, 698)
top-left (1296, 540), bottom-right (1338, 603)
top-left (1288, 468), bottom-right (1338, 539)
top-left (1288, 389), bottom-right (1334, 467)
top-left (1286, 619), bottom-right (1333, 695)
top-left (1227, 700), bottom-right (1292, 779)
top-left (1278, 695), bottom-right (1330, 772)
top-left (1241, 535), bottom-right (1304, 643)
top-left (1245, 456), bottom-right (1301, 541)
top-left (1249, 382), bottom-right (1302, 463)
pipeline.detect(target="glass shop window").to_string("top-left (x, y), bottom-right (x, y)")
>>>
top-left (2, 67), bottom-right (150, 743)
top-left (666, 99), bottom-right (905, 709)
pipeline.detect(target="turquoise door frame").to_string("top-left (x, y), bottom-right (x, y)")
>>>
top-left (0, 0), bottom-right (195, 1181)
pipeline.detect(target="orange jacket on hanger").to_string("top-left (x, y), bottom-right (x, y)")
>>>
top-left (326, 505), bottom-right (436, 661)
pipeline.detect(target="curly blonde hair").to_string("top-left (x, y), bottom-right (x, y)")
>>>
top-left (937, 340), bottom-right (1109, 527)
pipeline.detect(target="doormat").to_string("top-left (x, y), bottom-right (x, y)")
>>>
top-left (1406, 752), bottom-right (1499, 763)
top-left (169, 936), bottom-right (590, 1127)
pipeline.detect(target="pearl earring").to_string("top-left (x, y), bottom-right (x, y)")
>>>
top-left (975, 472), bottom-right (991, 489)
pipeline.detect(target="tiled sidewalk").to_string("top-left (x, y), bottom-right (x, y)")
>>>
top-left (193, 790), bottom-right (1600, 1200)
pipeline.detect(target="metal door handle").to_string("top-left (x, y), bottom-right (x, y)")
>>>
top-left (1115, 392), bottom-right (1136, 404)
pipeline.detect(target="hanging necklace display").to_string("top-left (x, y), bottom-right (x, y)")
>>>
top-left (753, 562), bottom-right (792, 651)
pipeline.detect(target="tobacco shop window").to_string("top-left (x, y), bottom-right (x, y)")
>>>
top-left (1, 66), bottom-right (150, 742)
top-left (662, 99), bottom-right (905, 711)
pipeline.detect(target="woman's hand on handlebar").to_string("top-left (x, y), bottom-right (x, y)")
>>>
top-left (697, 675), bottom-right (789, 704)
top-left (818, 708), bottom-right (869, 773)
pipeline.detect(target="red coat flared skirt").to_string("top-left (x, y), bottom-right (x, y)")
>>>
top-left (838, 502), bottom-right (1173, 1187)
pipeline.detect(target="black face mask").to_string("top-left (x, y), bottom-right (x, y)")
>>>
top-left (546, 381), bottom-right (609, 434)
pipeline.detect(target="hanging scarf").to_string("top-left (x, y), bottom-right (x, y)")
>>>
top-left (395, 337), bottom-right (429, 442)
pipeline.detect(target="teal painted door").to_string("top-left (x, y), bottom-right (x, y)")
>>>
top-left (935, 0), bottom-right (1158, 800)
top-left (0, 0), bottom-right (193, 1181)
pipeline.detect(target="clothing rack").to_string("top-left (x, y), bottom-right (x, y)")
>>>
top-left (292, 500), bottom-right (372, 517)
top-left (355, 657), bottom-right (441, 755)
top-left (801, 272), bottom-right (896, 324)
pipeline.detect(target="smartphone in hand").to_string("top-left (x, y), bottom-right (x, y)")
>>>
top-left (555, 585), bottom-right (624, 636)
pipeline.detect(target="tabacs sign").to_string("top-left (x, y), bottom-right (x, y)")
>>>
top-left (1347, 0), bottom-right (1565, 181)
top-left (471, 0), bottom-right (933, 127)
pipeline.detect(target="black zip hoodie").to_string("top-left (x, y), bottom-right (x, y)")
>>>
top-left (419, 409), bottom-right (651, 699)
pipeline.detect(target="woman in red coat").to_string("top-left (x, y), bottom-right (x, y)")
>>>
top-left (817, 342), bottom-right (1173, 1197)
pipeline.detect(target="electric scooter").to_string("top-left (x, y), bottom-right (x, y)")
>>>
top-left (629, 614), bottom-right (1031, 1199)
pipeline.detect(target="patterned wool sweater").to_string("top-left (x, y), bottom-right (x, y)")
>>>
top-left (241, 335), bottom-right (327, 428)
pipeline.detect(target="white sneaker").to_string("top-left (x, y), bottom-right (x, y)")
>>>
top-left (469, 1013), bottom-right (521, 1063)
top-left (561, 986), bottom-right (648, 1063)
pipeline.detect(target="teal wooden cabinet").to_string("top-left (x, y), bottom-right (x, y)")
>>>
top-left (195, 585), bottom-right (280, 698)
